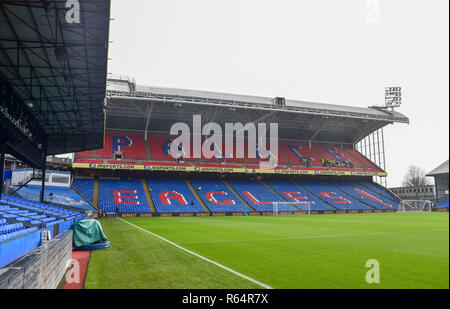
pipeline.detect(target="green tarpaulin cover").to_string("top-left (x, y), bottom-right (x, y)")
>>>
top-left (71, 219), bottom-right (108, 248)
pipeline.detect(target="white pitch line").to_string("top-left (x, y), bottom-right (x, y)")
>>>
top-left (118, 218), bottom-right (273, 289)
top-left (175, 228), bottom-right (449, 245)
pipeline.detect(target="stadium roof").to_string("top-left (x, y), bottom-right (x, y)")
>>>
top-left (0, 0), bottom-right (110, 162)
top-left (427, 160), bottom-right (449, 176)
top-left (106, 76), bottom-right (409, 144)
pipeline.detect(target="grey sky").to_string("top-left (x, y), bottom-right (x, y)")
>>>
top-left (107, 0), bottom-right (449, 187)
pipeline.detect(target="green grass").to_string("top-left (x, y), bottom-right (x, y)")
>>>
top-left (85, 212), bottom-right (449, 289)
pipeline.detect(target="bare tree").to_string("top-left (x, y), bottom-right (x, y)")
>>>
top-left (402, 165), bottom-right (432, 187)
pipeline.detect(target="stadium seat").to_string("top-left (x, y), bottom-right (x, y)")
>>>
top-left (98, 179), bottom-right (151, 213)
top-left (279, 142), bottom-right (323, 166)
top-left (298, 180), bottom-right (372, 210)
top-left (73, 178), bottom-right (95, 203)
top-left (265, 180), bottom-right (336, 211)
top-left (358, 181), bottom-right (401, 204)
top-left (331, 181), bottom-right (395, 209)
top-left (189, 178), bottom-right (252, 212)
top-left (227, 179), bottom-right (297, 212)
top-left (436, 199), bottom-right (449, 209)
top-left (147, 177), bottom-right (206, 213)
top-left (15, 184), bottom-right (94, 211)
top-left (97, 133), bottom-right (147, 159)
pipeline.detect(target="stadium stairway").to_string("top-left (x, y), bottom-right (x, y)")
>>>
top-left (70, 183), bottom-right (98, 211)
top-left (93, 178), bottom-right (99, 208)
top-left (330, 181), bottom-right (396, 210)
top-left (329, 181), bottom-right (380, 210)
top-left (185, 179), bottom-right (211, 212)
top-left (222, 179), bottom-right (256, 211)
top-left (357, 181), bottom-right (401, 205)
top-left (292, 180), bottom-right (338, 211)
top-left (141, 179), bottom-right (156, 212)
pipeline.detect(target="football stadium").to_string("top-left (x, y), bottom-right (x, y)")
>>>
top-left (0, 0), bottom-right (448, 292)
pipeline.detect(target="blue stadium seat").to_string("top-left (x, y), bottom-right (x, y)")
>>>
top-left (436, 199), bottom-right (449, 209)
top-left (299, 180), bottom-right (372, 210)
top-left (358, 181), bottom-right (400, 204)
top-left (331, 181), bottom-right (396, 209)
top-left (265, 180), bottom-right (336, 211)
top-left (189, 178), bottom-right (252, 212)
top-left (73, 178), bottom-right (95, 203)
top-left (147, 178), bottom-right (206, 213)
top-left (227, 179), bottom-right (297, 212)
top-left (98, 179), bottom-right (151, 213)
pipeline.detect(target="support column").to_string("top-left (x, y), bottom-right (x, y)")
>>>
top-left (40, 149), bottom-right (47, 203)
top-left (0, 143), bottom-right (6, 198)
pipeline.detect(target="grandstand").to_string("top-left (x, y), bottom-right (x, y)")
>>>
top-left (68, 76), bottom-right (410, 217)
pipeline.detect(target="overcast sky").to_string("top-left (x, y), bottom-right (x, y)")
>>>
top-left (107, 0), bottom-right (449, 187)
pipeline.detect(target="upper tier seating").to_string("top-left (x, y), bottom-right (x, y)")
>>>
top-left (265, 180), bottom-right (336, 211)
top-left (342, 146), bottom-right (382, 171)
top-left (147, 178), bottom-right (206, 213)
top-left (331, 181), bottom-right (395, 209)
top-left (279, 142), bottom-right (323, 166)
top-left (98, 179), bottom-right (151, 213)
top-left (75, 150), bottom-right (93, 158)
top-left (189, 178), bottom-right (252, 212)
top-left (227, 179), bottom-right (298, 212)
top-left (298, 180), bottom-right (372, 210)
top-left (75, 158), bottom-right (104, 164)
top-left (97, 133), bottom-right (147, 159)
top-left (148, 134), bottom-right (181, 161)
top-left (76, 131), bottom-right (383, 172)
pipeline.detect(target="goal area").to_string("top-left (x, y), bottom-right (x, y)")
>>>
top-left (272, 202), bottom-right (311, 215)
top-left (397, 200), bottom-right (433, 213)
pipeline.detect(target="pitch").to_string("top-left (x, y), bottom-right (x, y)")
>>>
top-left (85, 212), bottom-right (449, 289)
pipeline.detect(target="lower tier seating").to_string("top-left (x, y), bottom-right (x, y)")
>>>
top-left (358, 181), bottom-right (400, 204)
top-left (299, 181), bottom-right (373, 210)
top-left (331, 181), bottom-right (396, 209)
top-left (227, 179), bottom-right (298, 212)
top-left (147, 178), bottom-right (206, 213)
top-left (265, 180), bottom-right (336, 211)
top-left (189, 178), bottom-right (252, 212)
top-left (98, 179), bottom-right (151, 213)
top-left (73, 178), bottom-right (95, 203)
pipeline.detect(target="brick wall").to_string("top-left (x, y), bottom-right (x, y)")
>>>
top-left (0, 230), bottom-right (72, 289)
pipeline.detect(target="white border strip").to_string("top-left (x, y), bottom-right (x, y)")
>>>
top-left (118, 218), bottom-right (273, 289)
